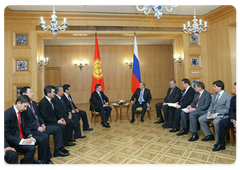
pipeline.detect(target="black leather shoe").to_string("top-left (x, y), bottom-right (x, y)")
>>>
top-left (65, 141), bottom-right (76, 146)
top-left (68, 139), bottom-right (76, 142)
top-left (130, 118), bottom-right (135, 123)
top-left (33, 160), bottom-right (45, 164)
top-left (83, 128), bottom-right (93, 131)
top-left (169, 128), bottom-right (179, 132)
top-left (162, 123), bottom-right (172, 128)
top-left (60, 147), bottom-right (69, 153)
top-left (101, 122), bottom-right (110, 125)
top-left (103, 123), bottom-right (111, 128)
top-left (202, 135), bottom-right (215, 141)
top-left (188, 133), bottom-right (199, 141)
top-left (46, 159), bottom-right (54, 164)
top-left (155, 119), bottom-right (165, 124)
top-left (212, 143), bottom-right (225, 151)
top-left (141, 117), bottom-right (144, 122)
top-left (214, 142), bottom-right (219, 148)
top-left (54, 150), bottom-right (70, 157)
top-left (176, 129), bottom-right (188, 136)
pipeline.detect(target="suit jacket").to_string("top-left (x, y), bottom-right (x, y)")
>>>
top-left (4, 106), bottom-right (31, 147)
top-left (90, 91), bottom-right (109, 110)
top-left (179, 86), bottom-right (195, 108)
top-left (62, 94), bottom-right (77, 112)
top-left (130, 88), bottom-right (152, 104)
top-left (208, 91), bottom-right (232, 116)
top-left (24, 101), bottom-right (45, 131)
top-left (190, 90), bottom-right (212, 112)
top-left (229, 95), bottom-right (236, 120)
top-left (38, 96), bottom-right (61, 125)
top-left (52, 95), bottom-right (70, 120)
top-left (164, 86), bottom-right (182, 103)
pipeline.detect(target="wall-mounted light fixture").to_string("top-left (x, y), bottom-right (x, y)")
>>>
top-left (75, 60), bottom-right (88, 70)
top-left (173, 54), bottom-right (183, 66)
top-left (38, 56), bottom-right (49, 70)
top-left (125, 60), bottom-right (133, 69)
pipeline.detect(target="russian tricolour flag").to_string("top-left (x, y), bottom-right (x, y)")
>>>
top-left (131, 36), bottom-right (141, 94)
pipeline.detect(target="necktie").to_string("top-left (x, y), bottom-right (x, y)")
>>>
top-left (215, 93), bottom-right (220, 103)
top-left (68, 95), bottom-right (75, 110)
top-left (50, 99), bottom-right (54, 110)
top-left (180, 90), bottom-right (186, 104)
top-left (18, 112), bottom-right (24, 139)
top-left (29, 103), bottom-right (40, 127)
top-left (167, 88), bottom-right (174, 101)
top-left (98, 93), bottom-right (104, 104)
top-left (194, 93), bottom-right (200, 108)
top-left (138, 89), bottom-right (144, 104)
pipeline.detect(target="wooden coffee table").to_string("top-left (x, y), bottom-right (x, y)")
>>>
top-left (113, 103), bottom-right (130, 122)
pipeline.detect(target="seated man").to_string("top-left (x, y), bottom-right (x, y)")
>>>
top-left (90, 84), bottom-right (112, 128)
top-left (177, 82), bottom-right (211, 141)
top-left (62, 84), bottom-right (93, 131)
top-left (4, 137), bottom-right (18, 164)
top-left (4, 95), bottom-right (36, 164)
top-left (38, 86), bottom-right (75, 147)
top-left (130, 82), bottom-right (152, 123)
top-left (53, 85), bottom-right (83, 139)
top-left (20, 86), bottom-right (69, 159)
top-left (168, 78), bottom-right (195, 132)
top-left (212, 82), bottom-right (236, 151)
top-left (199, 80), bottom-right (232, 142)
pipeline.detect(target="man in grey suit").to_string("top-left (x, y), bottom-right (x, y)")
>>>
top-left (198, 80), bottom-right (232, 142)
top-left (177, 82), bottom-right (211, 141)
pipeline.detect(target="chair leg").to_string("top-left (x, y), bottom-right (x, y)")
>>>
top-left (230, 128), bottom-right (235, 146)
top-left (94, 114), bottom-right (96, 125)
top-left (147, 111), bottom-right (151, 120)
top-left (91, 112), bottom-right (93, 122)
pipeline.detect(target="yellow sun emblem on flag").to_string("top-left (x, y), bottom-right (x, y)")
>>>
top-left (93, 59), bottom-right (103, 79)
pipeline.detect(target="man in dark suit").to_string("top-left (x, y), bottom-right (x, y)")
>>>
top-left (130, 82), bottom-right (152, 123)
top-left (53, 85), bottom-right (83, 139)
top-left (20, 86), bottom-right (69, 159)
top-left (4, 137), bottom-right (18, 164)
top-left (177, 82), bottom-right (211, 141)
top-left (4, 95), bottom-right (36, 164)
top-left (168, 78), bottom-right (195, 131)
top-left (212, 82), bottom-right (236, 151)
top-left (90, 84), bottom-right (112, 128)
top-left (155, 79), bottom-right (181, 126)
top-left (38, 86), bottom-right (75, 147)
top-left (199, 80), bottom-right (232, 142)
top-left (62, 84), bottom-right (93, 131)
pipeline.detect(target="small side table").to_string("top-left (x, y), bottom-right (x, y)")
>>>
top-left (113, 103), bottom-right (130, 122)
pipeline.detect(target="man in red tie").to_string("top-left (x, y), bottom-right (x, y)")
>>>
top-left (177, 82), bottom-right (211, 141)
top-left (4, 95), bottom-right (37, 164)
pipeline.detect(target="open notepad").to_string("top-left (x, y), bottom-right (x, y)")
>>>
top-left (207, 113), bottom-right (224, 119)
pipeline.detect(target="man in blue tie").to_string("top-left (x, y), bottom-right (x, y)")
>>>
top-left (130, 82), bottom-right (152, 123)
top-left (90, 84), bottom-right (112, 128)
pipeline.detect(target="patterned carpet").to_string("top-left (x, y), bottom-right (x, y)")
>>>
top-left (19, 99), bottom-right (236, 164)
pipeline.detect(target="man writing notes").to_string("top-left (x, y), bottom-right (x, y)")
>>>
top-left (177, 82), bottom-right (211, 141)
top-left (130, 82), bottom-right (152, 123)
top-left (198, 80), bottom-right (232, 142)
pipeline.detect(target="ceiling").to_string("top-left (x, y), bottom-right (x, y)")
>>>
top-left (7, 5), bottom-right (222, 46)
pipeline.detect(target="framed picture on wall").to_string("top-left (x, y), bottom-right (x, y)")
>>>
top-left (190, 35), bottom-right (198, 44)
top-left (191, 57), bottom-right (199, 66)
top-left (16, 60), bottom-right (28, 71)
top-left (16, 34), bottom-right (28, 45)
top-left (17, 87), bottom-right (24, 97)
top-left (192, 79), bottom-right (200, 88)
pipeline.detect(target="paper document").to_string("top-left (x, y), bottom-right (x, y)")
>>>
top-left (181, 108), bottom-right (190, 113)
top-left (207, 113), bottom-right (224, 119)
top-left (19, 141), bottom-right (35, 145)
top-left (167, 103), bottom-right (179, 107)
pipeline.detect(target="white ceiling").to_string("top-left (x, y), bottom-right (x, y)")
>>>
top-left (7, 5), bottom-right (222, 46)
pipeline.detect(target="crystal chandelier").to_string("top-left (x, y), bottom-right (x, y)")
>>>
top-left (39, 6), bottom-right (68, 38)
top-left (136, 5), bottom-right (178, 20)
top-left (182, 6), bottom-right (209, 38)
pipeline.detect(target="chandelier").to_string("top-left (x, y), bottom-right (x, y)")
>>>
top-left (182, 6), bottom-right (209, 38)
top-left (136, 5), bottom-right (178, 20)
top-left (39, 6), bottom-right (68, 38)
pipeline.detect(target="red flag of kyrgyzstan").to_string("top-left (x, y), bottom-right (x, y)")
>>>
top-left (91, 36), bottom-right (105, 93)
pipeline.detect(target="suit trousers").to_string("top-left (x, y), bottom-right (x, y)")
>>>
top-left (71, 113), bottom-right (82, 138)
top-left (32, 131), bottom-right (52, 162)
top-left (14, 145), bottom-right (36, 164)
top-left (95, 106), bottom-right (112, 123)
top-left (198, 113), bottom-right (223, 141)
top-left (171, 108), bottom-right (182, 129)
top-left (75, 110), bottom-right (90, 130)
top-left (155, 102), bottom-right (168, 121)
top-left (4, 150), bottom-right (18, 164)
top-left (65, 119), bottom-right (74, 141)
top-left (218, 118), bottom-right (234, 144)
top-left (132, 102), bottom-right (147, 117)
top-left (166, 107), bottom-right (177, 127)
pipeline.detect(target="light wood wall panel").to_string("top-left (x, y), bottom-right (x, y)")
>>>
top-left (44, 45), bottom-right (173, 104)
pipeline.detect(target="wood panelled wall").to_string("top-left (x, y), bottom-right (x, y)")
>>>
top-left (44, 45), bottom-right (173, 104)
